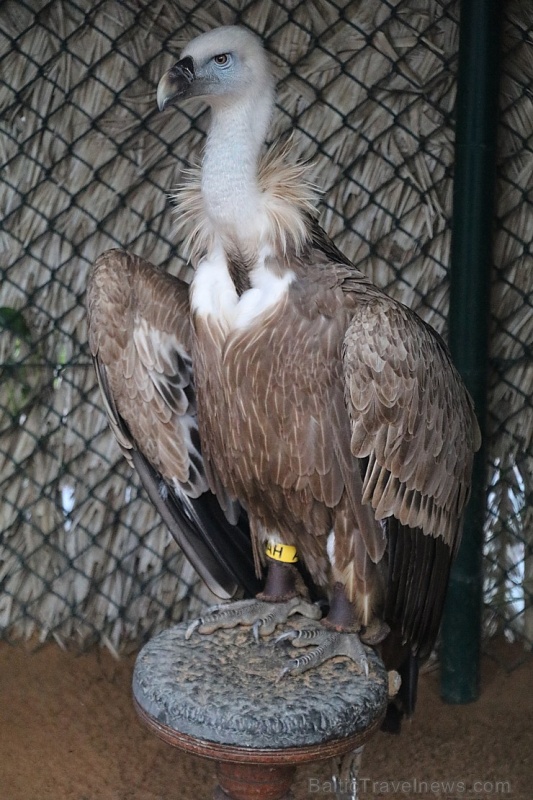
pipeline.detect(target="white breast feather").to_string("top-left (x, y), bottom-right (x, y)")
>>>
top-left (190, 245), bottom-right (239, 334)
top-left (191, 244), bottom-right (294, 335)
top-left (233, 258), bottom-right (295, 330)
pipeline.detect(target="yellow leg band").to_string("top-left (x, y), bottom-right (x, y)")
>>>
top-left (265, 541), bottom-right (298, 564)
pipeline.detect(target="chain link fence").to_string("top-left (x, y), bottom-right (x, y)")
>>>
top-left (1, 0), bottom-right (531, 661)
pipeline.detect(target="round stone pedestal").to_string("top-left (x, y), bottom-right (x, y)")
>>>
top-left (133, 620), bottom-right (388, 799)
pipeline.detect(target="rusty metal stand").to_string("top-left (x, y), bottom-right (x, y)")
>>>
top-left (133, 621), bottom-right (388, 800)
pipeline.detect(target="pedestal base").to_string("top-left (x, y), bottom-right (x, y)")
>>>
top-left (133, 620), bottom-right (388, 799)
top-left (216, 762), bottom-right (295, 800)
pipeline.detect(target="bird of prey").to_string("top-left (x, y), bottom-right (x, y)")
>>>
top-left (87, 26), bottom-right (480, 724)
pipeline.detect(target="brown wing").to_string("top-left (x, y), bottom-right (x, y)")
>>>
top-left (343, 297), bottom-right (481, 656)
top-left (86, 249), bottom-right (259, 599)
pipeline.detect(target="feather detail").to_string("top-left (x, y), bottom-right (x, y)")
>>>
top-left (172, 138), bottom-right (319, 263)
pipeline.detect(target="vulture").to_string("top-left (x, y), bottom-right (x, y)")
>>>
top-left (87, 26), bottom-right (481, 726)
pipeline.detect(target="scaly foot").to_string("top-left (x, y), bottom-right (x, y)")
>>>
top-left (185, 596), bottom-right (322, 642)
top-left (276, 622), bottom-right (370, 678)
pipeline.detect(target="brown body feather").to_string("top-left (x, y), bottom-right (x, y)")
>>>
top-left (188, 180), bottom-right (480, 650)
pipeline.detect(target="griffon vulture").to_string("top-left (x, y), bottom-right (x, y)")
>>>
top-left (87, 26), bottom-right (481, 724)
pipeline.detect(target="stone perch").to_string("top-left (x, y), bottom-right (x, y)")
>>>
top-left (133, 620), bottom-right (389, 799)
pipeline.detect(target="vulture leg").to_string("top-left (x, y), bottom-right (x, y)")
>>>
top-left (186, 567), bottom-right (378, 679)
top-left (185, 595), bottom-right (321, 641)
top-left (275, 583), bottom-right (386, 678)
top-left (276, 625), bottom-right (370, 678)
top-left (185, 559), bottom-right (322, 640)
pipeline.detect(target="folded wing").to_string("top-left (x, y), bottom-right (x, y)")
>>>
top-left (86, 249), bottom-right (260, 599)
top-left (343, 298), bottom-right (481, 658)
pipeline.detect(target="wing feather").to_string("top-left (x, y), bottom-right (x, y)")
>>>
top-left (86, 249), bottom-right (259, 599)
top-left (343, 300), bottom-right (481, 548)
top-left (342, 294), bottom-right (481, 655)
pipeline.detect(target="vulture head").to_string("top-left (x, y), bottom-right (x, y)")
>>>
top-left (157, 26), bottom-right (275, 112)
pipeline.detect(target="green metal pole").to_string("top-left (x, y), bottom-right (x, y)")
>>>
top-left (440, 0), bottom-right (501, 703)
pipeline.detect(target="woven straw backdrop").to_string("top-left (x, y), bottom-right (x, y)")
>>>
top-left (0, 0), bottom-right (531, 661)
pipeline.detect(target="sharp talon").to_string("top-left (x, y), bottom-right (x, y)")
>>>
top-left (274, 630), bottom-right (296, 645)
top-left (277, 664), bottom-right (292, 682)
top-left (252, 620), bottom-right (262, 643)
top-left (185, 618), bottom-right (202, 640)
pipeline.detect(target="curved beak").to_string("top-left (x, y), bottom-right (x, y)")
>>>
top-left (157, 56), bottom-right (196, 111)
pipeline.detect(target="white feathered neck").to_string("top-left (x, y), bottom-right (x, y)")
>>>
top-left (173, 137), bottom-right (318, 265)
top-left (172, 29), bottom-right (319, 267)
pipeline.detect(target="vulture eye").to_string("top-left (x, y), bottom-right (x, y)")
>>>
top-left (213, 53), bottom-right (231, 67)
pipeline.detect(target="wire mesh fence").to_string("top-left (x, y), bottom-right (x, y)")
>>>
top-left (0, 0), bottom-right (531, 660)
top-left (484, 4), bottom-right (533, 653)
